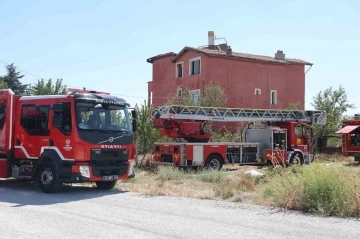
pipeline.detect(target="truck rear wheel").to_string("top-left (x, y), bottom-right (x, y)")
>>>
top-left (96, 181), bottom-right (117, 190)
top-left (37, 161), bottom-right (61, 193)
top-left (205, 155), bottom-right (223, 171)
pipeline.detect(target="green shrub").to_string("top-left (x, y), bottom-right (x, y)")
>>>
top-left (155, 166), bottom-right (185, 182)
top-left (262, 163), bottom-right (360, 217)
top-left (197, 170), bottom-right (226, 183)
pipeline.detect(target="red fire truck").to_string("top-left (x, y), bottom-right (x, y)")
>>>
top-left (151, 105), bottom-right (326, 169)
top-left (0, 88), bottom-right (137, 193)
top-left (335, 114), bottom-right (360, 162)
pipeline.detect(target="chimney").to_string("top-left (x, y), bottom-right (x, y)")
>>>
top-left (208, 31), bottom-right (215, 48)
top-left (275, 50), bottom-right (285, 60)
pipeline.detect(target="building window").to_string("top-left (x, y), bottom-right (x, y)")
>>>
top-left (255, 88), bottom-right (261, 95)
top-left (189, 57), bottom-right (201, 75)
top-left (189, 89), bottom-right (200, 105)
top-left (176, 62), bottom-right (183, 78)
top-left (177, 87), bottom-right (182, 97)
top-left (270, 90), bottom-right (277, 105)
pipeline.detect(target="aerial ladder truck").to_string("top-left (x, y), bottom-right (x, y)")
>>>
top-left (151, 105), bottom-right (327, 170)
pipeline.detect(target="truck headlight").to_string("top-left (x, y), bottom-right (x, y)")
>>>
top-left (128, 161), bottom-right (135, 176)
top-left (79, 165), bottom-right (90, 178)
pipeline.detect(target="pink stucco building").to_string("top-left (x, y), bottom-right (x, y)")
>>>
top-left (147, 31), bottom-right (312, 110)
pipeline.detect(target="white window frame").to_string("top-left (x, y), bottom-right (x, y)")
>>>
top-left (255, 88), bottom-right (261, 95)
top-left (189, 89), bottom-right (200, 105)
top-left (270, 90), bottom-right (277, 105)
top-left (189, 57), bottom-right (201, 75)
top-left (175, 61), bottom-right (183, 78)
top-left (177, 87), bottom-right (182, 97)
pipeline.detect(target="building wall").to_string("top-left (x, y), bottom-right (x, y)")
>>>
top-left (148, 50), bottom-right (305, 110)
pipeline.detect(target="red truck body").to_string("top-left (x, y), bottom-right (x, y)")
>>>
top-left (336, 115), bottom-right (360, 162)
top-left (150, 105), bottom-right (327, 169)
top-left (0, 88), bottom-right (137, 193)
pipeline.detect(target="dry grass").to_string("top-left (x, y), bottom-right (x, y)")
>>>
top-left (119, 152), bottom-right (360, 217)
top-left (120, 165), bottom-right (264, 203)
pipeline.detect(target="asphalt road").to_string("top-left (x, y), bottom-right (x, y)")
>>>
top-left (0, 179), bottom-right (360, 239)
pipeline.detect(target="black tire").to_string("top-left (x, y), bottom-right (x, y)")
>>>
top-left (96, 181), bottom-right (117, 190)
top-left (37, 161), bottom-right (61, 193)
top-left (205, 155), bottom-right (223, 171)
top-left (289, 152), bottom-right (304, 165)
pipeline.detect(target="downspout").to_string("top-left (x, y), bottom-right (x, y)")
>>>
top-left (268, 74), bottom-right (271, 109)
top-left (305, 64), bottom-right (313, 75)
top-left (304, 64), bottom-right (313, 109)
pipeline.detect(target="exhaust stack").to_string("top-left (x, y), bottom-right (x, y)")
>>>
top-left (208, 31), bottom-right (215, 47)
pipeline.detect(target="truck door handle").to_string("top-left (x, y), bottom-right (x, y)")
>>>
top-left (49, 139), bottom-right (54, 146)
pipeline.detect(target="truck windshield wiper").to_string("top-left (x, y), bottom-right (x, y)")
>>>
top-left (85, 129), bottom-right (107, 133)
top-left (105, 129), bottom-right (130, 134)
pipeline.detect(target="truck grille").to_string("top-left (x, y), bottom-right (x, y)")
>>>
top-left (90, 149), bottom-right (128, 165)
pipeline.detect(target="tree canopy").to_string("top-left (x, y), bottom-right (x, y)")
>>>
top-left (3, 63), bottom-right (29, 95)
top-left (165, 82), bottom-right (227, 107)
top-left (28, 78), bottom-right (67, 95)
top-left (0, 63), bottom-right (67, 96)
top-left (311, 85), bottom-right (355, 150)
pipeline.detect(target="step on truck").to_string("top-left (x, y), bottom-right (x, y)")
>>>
top-left (151, 105), bottom-right (327, 170)
top-left (0, 88), bottom-right (138, 193)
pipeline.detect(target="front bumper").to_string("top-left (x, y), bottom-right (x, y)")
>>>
top-left (59, 161), bottom-right (134, 183)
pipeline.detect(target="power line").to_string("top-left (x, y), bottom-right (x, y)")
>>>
top-left (0, 59), bottom-right (176, 100)
top-left (0, 59), bottom-right (44, 80)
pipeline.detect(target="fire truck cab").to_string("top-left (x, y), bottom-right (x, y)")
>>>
top-left (0, 88), bottom-right (137, 193)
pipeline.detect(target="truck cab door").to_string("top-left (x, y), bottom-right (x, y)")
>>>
top-left (48, 102), bottom-right (74, 160)
top-left (15, 104), bottom-right (40, 159)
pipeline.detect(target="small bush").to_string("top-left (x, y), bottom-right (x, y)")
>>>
top-left (214, 173), bottom-right (257, 200)
top-left (197, 170), bottom-right (226, 184)
top-left (155, 166), bottom-right (186, 182)
top-left (261, 163), bottom-right (360, 217)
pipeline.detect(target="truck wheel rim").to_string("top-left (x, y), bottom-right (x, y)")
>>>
top-left (41, 169), bottom-right (53, 186)
top-left (209, 159), bottom-right (219, 170)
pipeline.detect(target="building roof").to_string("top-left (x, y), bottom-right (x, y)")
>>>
top-left (146, 52), bottom-right (177, 63)
top-left (147, 46), bottom-right (312, 66)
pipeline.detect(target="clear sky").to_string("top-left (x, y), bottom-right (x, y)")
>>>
top-left (0, 0), bottom-right (359, 115)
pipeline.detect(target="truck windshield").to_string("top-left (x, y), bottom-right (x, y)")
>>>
top-left (76, 102), bottom-right (131, 132)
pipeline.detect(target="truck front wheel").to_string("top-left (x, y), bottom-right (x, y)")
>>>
top-left (96, 181), bottom-right (117, 190)
top-left (37, 161), bottom-right (61, 193)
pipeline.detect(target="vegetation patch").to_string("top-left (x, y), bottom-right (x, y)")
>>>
top-left (120, 154), bottom-right (360, 218)
top-left (260, 163), bottom-right (360, 217)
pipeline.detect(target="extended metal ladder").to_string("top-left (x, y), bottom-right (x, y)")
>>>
top-left (152, 105), bottom-right (327, 125)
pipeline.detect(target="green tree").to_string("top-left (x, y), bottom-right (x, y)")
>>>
top-left (165, 82), bottom-right (227, 107)
top-left (134, 100), bottom-right (167, 166)
top-left (199, 82), bottom-right (227, 107)
top-left (3, 63), bottom-right (29, 95)
top-left (28, 78), bottom-right (67, 95)
top-left (285, 101), bottom-right (301, 110)
top-left (311, 85), bottom-right (355, 151)
top-left (0, 76), bottom-right (8, 89)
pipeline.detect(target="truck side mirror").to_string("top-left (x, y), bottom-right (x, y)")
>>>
top-left (52, 114), bottom-right (63, 128)
top-left (131, 110), bottom-right (137, 119)
top-left (132, 119), bottom-right (138, 132)
top-left (53, 103), bottom-right (63, 113)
